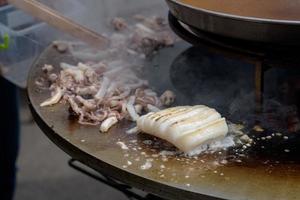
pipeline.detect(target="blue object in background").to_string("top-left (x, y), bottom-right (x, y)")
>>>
top-left (0, 4), bottom-right (64, 88)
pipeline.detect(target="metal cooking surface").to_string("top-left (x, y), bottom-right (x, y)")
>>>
top-left (28, 41), bottom-right (300, 200)
top-left (180, 0), bottom-right (300, 21)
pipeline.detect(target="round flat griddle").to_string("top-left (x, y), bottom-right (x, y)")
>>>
top-left (28, 43), bottom-right (300, 200)
top-left (165, 0), bottom-right (300, 45)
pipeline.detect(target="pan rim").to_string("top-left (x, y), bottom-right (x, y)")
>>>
top-left (168, 0), bottom-right (300, 25)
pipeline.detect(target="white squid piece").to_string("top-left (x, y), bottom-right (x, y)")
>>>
top-left (100, 116), bottom-right (118, 133)
top-left (40, 87), bottom-right (64, 107)
top-left (137, 105), bottom-right (228, 155)
top-left (126, 96), bottom-right (139, 121)
top-left (60, 63), bottom-right (85, 83)
top-left (95, 77), bottom-right (110, 100)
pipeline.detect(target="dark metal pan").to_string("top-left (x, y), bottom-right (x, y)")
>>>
top-left (165, 0), bottom-right (300, 45)
top-left (28, 41), bottom-right (300, 200)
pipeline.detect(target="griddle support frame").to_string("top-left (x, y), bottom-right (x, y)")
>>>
top-left (68, 159), bottom-right (165, 200)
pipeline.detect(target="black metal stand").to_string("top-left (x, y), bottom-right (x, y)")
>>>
top-left (68, 159), bottom-right (166, 200)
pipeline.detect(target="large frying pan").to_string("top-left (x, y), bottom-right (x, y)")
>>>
top-left (27, 41), bottom-right (300, 200)
top-left (165, 0), bottom-right (300, 45)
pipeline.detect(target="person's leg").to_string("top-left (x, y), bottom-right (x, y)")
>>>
top-left (0, 77), bottom-right (20, 200)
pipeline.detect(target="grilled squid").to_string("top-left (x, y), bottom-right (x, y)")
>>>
top-left (137, 105), bottom-right (228, 155)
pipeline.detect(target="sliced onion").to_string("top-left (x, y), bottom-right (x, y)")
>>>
top-left (95, 77), bottom-right (110, 100)
top-left (64, 68), bottom-right (85, 82)
top-left (107, 82), bottom-right (117, 96)
top-left (147, 104), bottom-right (160, 112)
top-left (40, 87), bottom-right (64, 107)
top-left (135, 23), bottom-right (155, 34)
top-left (78, 62), bottom-right (91, 71)
top-left (126, 96), bottom-right (139, 121)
